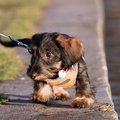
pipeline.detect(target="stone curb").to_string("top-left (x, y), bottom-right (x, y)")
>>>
top-left (96, 0), bottom-right (118, 119)
top-left (95, 0), bottom-right (112, 103)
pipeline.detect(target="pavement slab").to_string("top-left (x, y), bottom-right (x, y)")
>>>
top-left (0, 0), bottom-right (118, 119)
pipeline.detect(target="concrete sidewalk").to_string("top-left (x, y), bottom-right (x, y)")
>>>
top-left (0, 0), bottom-right (118, 119)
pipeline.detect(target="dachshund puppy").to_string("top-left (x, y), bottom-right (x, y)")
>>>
top-left (0, 32), bottom-right (94, 108)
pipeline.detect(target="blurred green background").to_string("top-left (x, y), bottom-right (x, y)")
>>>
top-left (0, 0), bottom-right (49, 80)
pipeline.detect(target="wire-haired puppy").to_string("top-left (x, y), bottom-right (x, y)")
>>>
top-left (0, 32), bottom-right (94, 108)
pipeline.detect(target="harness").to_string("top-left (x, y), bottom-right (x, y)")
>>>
top-left (46, 64), bottom-right (78, 88)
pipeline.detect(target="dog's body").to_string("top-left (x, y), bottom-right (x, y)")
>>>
top-left (0, 32), bottom-right (94, 108)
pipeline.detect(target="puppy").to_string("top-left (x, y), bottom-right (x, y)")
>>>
top-left (0, 32), bottom-right (94, 108)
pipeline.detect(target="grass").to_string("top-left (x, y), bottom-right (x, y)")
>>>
top-left (0, 0), bottom-right (49, 80)
top-left (0, 94), bottom-right (9, 104)
top-left (0, 46), bottom-right (23, 80)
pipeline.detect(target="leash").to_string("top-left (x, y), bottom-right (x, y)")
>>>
top-left (0, 33), bottom-right (32, 52)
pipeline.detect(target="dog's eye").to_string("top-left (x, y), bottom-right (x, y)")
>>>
top-left (46, 51), bottom-right (53, 58)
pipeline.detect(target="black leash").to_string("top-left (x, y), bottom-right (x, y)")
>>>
top-left (0, 33), bottom-right (32, 52)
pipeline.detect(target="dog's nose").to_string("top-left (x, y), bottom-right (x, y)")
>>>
top-left (31, 74), bottom-right (37, 79)
top-left (28, 73), bottom-right (37, 79)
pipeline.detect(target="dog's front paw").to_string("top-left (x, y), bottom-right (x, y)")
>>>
top-left (53, 86), bottom-right (70, 100)
top-left (71, 96), bottom-right (94, 108)
top-left (33, 93), bottom-right (50, 104)
top-left (33, 84), bottom-right (53, 104)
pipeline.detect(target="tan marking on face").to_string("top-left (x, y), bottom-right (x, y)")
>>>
top-left (34, 75), bottom-right (48, 81)
top-left (52, 61), bottom-right (62, 70)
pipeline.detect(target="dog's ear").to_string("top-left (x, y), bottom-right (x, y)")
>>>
top-left (32, 33), bottom-right (49, 47)
top-left (0, 38), bottom-right (31, 47)
top-left (55, 35), bottom-right (84, 67)
top-left (31, 32), bottom-right (60, 47)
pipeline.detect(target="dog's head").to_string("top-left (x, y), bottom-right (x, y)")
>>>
top-left (24, 32), bottom-right (84, 81)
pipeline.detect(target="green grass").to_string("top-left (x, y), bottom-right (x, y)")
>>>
top-left (0, 0), bottom-right (49, 80)
top-left (0, 0), bottom-right (49, 38)
top-left (0, 94), bottom-right (9, 104)
top-left (0, 46), bottom-right (23, 80)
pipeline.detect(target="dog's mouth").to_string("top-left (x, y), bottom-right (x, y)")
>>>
top-left (30, 69), bottom-right (59, 81)
top-left (31, 74), bottom-right (59, 81)
top-left (31, 75), bottom-right (48, 81)
top-left (28, 61), bottom-right (63, 81)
